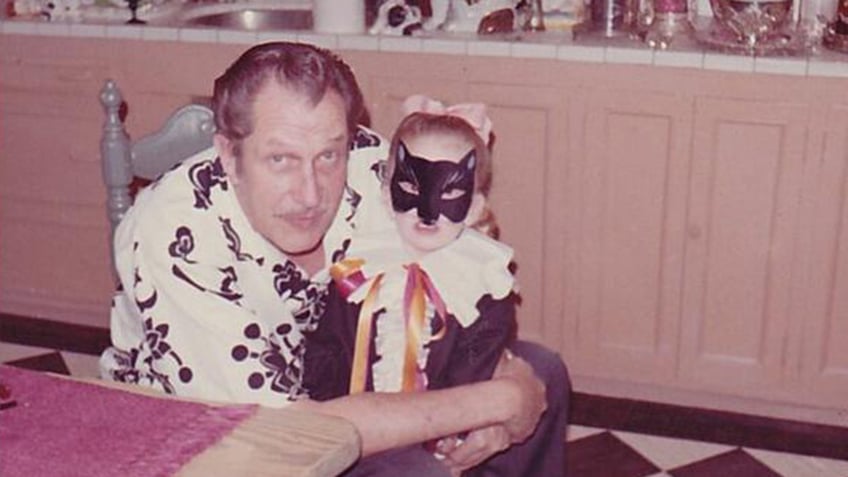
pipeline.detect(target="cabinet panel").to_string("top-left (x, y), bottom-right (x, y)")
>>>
top-left (359, 75), bottom-right (468, 136)
top-left (566, 89), bottom-right (692, 382)
top-left (681, 98), bottom-right (808, 396)
top-left (798, 106), bottom-right (848, 408)
top-left (470, 84), bottom-right (566, 346)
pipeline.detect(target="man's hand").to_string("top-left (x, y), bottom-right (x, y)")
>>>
top-left (493, 349), bottom-right (547, 443)
top-left (438, 425), bottom-right (511, 476)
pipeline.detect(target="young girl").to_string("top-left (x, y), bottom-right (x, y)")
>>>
top-left (304, 95), bottom-right (517, 404)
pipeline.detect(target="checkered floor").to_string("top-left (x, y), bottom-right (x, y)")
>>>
top-left (565, 424), bottom-right (848, 477)
top-left (2, 323), bottom-right (847, 477)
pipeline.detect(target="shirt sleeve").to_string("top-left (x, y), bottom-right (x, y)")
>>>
top-left (428, 293), bottom-right (518, 389)
top-left (102, 185), bottom-right (304, 408)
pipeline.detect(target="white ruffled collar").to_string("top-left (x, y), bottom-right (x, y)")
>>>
top-left (341, 227), bottom-right (515, 327)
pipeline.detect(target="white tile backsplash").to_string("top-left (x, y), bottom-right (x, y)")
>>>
top-left (216, 29), bottom-right (258, 45)
top-left (338, 34), bottom-right (380, 51)
top-left (754, 57), bottom-right (808, 75)
top-left (378, 35), bottom-right (423, 53)
top-left (420, 38), bottom-right (468, 55)
top-left (177, 27), bottom-right (218, 43)
top-left (3, 16), bottom-right (848, 78)
top-left (141, 26), bottom-right (179, 42)
top-left (654, 49), bottom-right (704, 69)
top-left (703, 52), bottom-right (755, 72)
top-left (557, 44), bottom-right (605, 62)
top-left (511, 41), bottom-right (558, 59)
top-left (467, 39), bottom-right (512, 57)
top-left (606, 46), bottom-right (655, 64)
top-left (296, 32), bottom-right (339, 49)
top-left (105, 24), bottom-right (144, 39)
top-left (68, 23), bottom-right (107, 38)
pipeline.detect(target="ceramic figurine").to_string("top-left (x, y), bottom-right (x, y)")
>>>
top-left (428, 0), bottom-right (524, 33)
top-left (370, 0), bottom-right (425, 35)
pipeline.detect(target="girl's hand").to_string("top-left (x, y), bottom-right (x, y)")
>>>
top-left (440, 425), bottom-right (511, 475)
top-left (493, 350), bottom-right (547, 442)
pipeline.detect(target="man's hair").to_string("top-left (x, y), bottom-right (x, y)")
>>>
top-left (212, 42), bottom-right (367, 153)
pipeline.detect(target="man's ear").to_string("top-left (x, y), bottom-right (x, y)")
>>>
top-left (464, 192), bottom-right (486, 227)
top-left (214, 133), bottom-right (239, 184)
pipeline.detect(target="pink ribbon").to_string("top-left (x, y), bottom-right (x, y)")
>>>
top-left (402, 94), bottom-right (493, 142)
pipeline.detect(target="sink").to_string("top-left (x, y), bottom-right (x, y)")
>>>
top-left (173, 0), bottom-right (313, 31)
top-left (182, 8), bottom-right (312, 30)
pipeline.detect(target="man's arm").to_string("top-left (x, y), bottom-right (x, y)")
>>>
top-left (293, 351), bottom-right (545, 456)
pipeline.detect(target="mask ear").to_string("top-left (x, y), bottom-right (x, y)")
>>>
top-left (464, 192), bottom-right (486, 227)
top-left (461, 149), bottom-right (476, 174)
top-left (214, 134), bottom-right (239, 184)
top-left (397, 141), bottom-right (408, 167)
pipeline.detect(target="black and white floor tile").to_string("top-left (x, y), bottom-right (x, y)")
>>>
top-left (2, 313), bottom-right (847, 476)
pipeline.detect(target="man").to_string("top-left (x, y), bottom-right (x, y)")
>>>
top-left (101, 41), bottom-right (569, 476)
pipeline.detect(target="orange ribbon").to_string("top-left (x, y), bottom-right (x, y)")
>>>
top-left (401, 263), bottom-right (447, 392)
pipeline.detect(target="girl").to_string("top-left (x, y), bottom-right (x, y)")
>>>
top-left (304, 95), bottom-right (517, 406)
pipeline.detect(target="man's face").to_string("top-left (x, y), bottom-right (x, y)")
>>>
top-left (217, 80), bottom-right (349, 268)
top-left (385, 133), bottom-right (483, 257)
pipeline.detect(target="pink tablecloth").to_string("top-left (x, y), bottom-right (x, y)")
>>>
top-left (0, 365), bottom-right (256, 477)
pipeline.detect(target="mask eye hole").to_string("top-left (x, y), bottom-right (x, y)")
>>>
top-left (441, 188), bottom-right (466, 200)
top-left (399, 180), bottom-right (419, 195)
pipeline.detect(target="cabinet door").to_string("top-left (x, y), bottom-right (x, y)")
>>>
top-left (470, 83), bottom-right (567, 347)
top-left (796, 105), bottom-right (848, 409)
top-left (563, 88), bottom-right (693, 383)
top-left (0, 45), bottom-right (113, 325)
top-left (360, 75), bottom-right (468, 137)
top-left (680, 98), bottom-right (809, 398)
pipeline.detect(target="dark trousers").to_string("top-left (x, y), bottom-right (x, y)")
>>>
top-left (466, 340), bottom-right (571, 477)
top-left (342, 340), bottom-right (571, 477)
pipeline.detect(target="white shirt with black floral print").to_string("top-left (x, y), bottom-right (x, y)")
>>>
top-left (100, 127), bottom-right (387, 407)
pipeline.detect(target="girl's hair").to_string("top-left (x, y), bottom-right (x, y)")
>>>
top-left (385, 111), bottom-right (500, 239)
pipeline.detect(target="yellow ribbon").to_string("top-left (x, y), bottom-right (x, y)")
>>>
top-left (349, 273), bottom-right (383, 394)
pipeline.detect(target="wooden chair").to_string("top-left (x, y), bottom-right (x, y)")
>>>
top-left (99, 79), bottom-right (216, 240)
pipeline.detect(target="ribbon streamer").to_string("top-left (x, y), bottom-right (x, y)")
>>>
top-left (331, 260), bottom-right (449, 394)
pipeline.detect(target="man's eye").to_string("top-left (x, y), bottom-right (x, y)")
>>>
top-left (442, 188), bottom-right (466, 200)
top-left (270, 154), bottom-right (290, 164)
top-left (319, 151), bottom-right (339, 162)
top-left (399, 181), bottom-right (419, 195)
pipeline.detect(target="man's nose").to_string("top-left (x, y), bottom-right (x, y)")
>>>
top-left (296, 163), bottom-right (321, 207)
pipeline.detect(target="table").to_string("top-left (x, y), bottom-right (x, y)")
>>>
top-left (0, 366), bottom-right (361, 477)
top-left (174, 394), bottom-right (361, 477)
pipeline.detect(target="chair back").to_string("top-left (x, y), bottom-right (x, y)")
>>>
top-left (99, 79), bottom-right (215, 238)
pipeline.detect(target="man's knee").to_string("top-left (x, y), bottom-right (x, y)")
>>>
top-left (510, 340), bottom-right (571, 404)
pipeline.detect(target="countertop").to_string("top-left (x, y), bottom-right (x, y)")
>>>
top-left (2, 5), bottom-right (848, 79)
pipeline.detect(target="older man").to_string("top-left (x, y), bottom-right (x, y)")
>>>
top-left (101, 41), bottom-right (569, 476)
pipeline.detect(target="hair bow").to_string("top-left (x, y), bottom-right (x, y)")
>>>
top-left (402, 94), bottom-right (493, 142)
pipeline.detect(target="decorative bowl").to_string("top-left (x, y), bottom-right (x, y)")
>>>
top-left (708, 0), bottom-right (793, 46)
